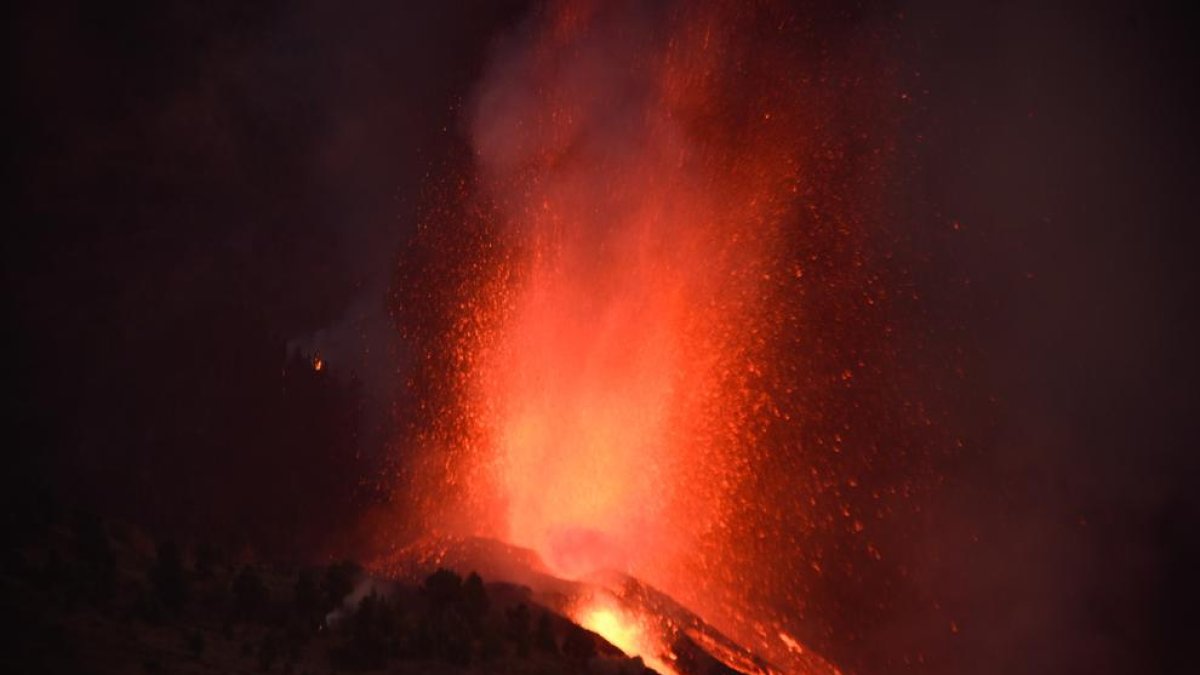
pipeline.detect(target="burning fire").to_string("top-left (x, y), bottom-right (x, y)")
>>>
top-left (394, 0), bottom-right (921, 672)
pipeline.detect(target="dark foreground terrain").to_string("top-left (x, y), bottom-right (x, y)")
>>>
top-left (2, 507), bottom-right (658, 675)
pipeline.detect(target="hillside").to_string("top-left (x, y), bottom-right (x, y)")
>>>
top-left (2, 510), bottom-right (658, 675)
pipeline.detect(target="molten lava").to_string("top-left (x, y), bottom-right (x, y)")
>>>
top-left (573, 596), bottom-right (675, 674)
top-left (462, 0), bottom-right (817, 584)
top-left (393, 1), bottom-right (922, 672)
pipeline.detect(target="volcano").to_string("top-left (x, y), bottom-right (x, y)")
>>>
top-left (376, 536), bottom-right (840, 675)
top-left (392, 4), bottom-right (906, 672)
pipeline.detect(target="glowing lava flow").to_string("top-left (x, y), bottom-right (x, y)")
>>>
top-left (394, 0), bottom-right (909, 672)
top-left (573, 596), bottom-right (677, 675)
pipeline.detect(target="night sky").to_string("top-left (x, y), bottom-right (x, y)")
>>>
top-left (5, 1), bottom-right (1198, 673)
top-left (6, 0), bottom-right (527, 552)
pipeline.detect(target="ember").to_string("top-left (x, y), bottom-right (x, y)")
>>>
top-left (394, 0), bottom-right (914, 671)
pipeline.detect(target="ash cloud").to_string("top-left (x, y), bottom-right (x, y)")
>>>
top-left (467, 1), bottom-right (666, 183)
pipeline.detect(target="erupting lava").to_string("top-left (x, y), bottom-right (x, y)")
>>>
top-left (394, 0), bottom-right (916, 671)
top-left (573, 595), bottom-right (673, 674)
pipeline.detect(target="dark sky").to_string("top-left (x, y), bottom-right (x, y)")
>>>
top-left (4, 1), bottom-right (1198, 673)
top-left (5, 0), bottom-right (527, 549)
top-left (893, 2), bottom-right (1199, 673)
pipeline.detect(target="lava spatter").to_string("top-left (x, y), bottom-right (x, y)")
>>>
top-left (391, 1), bottom-right (928, 671)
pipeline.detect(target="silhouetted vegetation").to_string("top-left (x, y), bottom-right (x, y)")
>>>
top-left (193, 542), bottom-right (222, 580)
top-left (320, 566), bottom-right (644, 672)
top-left (71, 510), bottom-right (116, 606)
top-left (507, 601), bottom-right (532, 657)
top-left (257, 631), bottom-right (279, 671)
top-left (186, 629), bottom-right (205, 658)
top-left (536, 611), bottom-right (558, 654)
top-left (422, 567), bottom-right (463, 611)
top-left (414, 568), bottom-right (473, 665)
top-left (330, 591), bottom-right (402, 670)
top-left (150, 541), bottom-right (188, 612)
top-left (463, 571), bottom-right (489, 627)
top-left (322, 560), bottom-right (361, 611)
top-left (294, 568), bottom-right (319, 615)
top-left (233, 565), bottom-right (267, 619)
top-left (3, 516), bottom-right (656, 674)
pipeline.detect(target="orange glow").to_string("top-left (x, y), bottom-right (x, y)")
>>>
top-left (312, 356), bottom-right (324, 372)
top-left (572, 596), bottom-right (677, 675)
top-left (392, 1), bottom-right (911, 672)
top-left (467, 0), bottom-right (804, 588)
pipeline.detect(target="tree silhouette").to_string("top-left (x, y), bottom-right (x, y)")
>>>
top-left (233, 565), bottom-right (267, 619)
top-left (535, 611), bottom-right (558, 654)
top-left (421, 568), bottom-right (462, 612)
top-left (193, 543), bottom-right (222, 580)
top-left (150, 540), bottom-right (188, 612)
top-left (72, 511), bottom-right (115, 606)
top-left (462, 571), bottom-right (489, 628)
top-left (322, 560), bottom-right (361, 611)
top-left (294, 569), bottom-right (319, 615)
top-left (506, 602), bottom-right (531, 657)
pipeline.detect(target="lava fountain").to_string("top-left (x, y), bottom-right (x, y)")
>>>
top-left (393, 1), bottom-right (916, 672)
